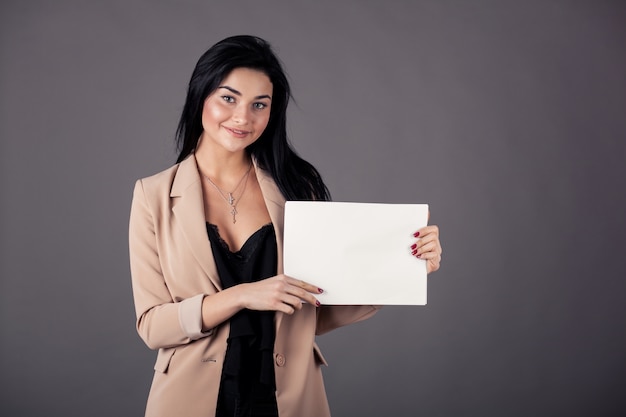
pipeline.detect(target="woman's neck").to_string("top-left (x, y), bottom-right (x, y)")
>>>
top-left (194, 138), bottom-right (252, 185)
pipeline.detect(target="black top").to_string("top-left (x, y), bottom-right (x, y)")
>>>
top-left (206, 223), bottom-right (279, 416)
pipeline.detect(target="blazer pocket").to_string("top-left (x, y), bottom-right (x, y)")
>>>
top-left (154, 347), bottom-right (176, 373)
top-left (313, 344), bottom-right (328, 367)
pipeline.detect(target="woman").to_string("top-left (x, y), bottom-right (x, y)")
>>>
top-left (129, 35), bottom-right (442, 417)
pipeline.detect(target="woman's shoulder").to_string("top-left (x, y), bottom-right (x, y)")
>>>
top-left (134, 155), bottom-right (199, 200)
top-left (137, 163), bottom-right (180, 188)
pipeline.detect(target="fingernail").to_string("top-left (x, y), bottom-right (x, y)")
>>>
top-left (315, 300), bottom-right (321, 307)
top-left (412, 250), bottom-right (418, 256)
top-left (410, 244), bottom-right (417, 249)
top-left (416, 253), bottom-right (422, 258)
top-left (413, 232), bottom-right (420, 238)
top-left (318, 287), bottom-right (324, 293)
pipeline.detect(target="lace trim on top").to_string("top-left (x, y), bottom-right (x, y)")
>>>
top-left (207, 223), bottom-right (273, 263)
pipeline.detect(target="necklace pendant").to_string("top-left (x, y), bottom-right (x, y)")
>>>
top-left (202, 162), bottom-right (252, 225)
top-left (231, 207), bottom-right (238, 224)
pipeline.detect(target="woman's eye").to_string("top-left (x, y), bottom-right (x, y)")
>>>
top-left (221, 96), bottom-right (235, 103)
top-left (253, 102), bottom-right (267, 110)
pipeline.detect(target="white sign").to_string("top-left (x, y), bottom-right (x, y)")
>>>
top-left (283, 201), bottom-right (429, 305)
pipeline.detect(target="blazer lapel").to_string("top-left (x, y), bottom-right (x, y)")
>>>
top-left (171, 154), bottom-right (222, 291)
top-left (254, 161), bottom-right (285, 274)
top-left (254, 160), bottom-right (287, 331)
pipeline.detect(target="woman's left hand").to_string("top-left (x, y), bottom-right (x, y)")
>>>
top-left (410, 225), bottom-right (442, 274)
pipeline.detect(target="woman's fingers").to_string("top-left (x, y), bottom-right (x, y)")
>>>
top-left (286, 276), bottom-right (324, 296)
top-left (411, 224), bottom-right (442, 273)
top-left (413, 239), bottom-right (441, 256)
top-left (244, 275), bottom-right (321, 314)
top-left (274, 294), bottom-right (306, 314)
top-left (414, 225), bottom-right (439, 239)
top-left (286, 277), bottom-right (322, 307)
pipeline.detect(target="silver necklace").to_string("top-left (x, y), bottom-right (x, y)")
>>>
top-left (203, 162), bottom-right (253, 224)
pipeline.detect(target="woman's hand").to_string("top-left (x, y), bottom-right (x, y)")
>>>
top-left (410, 225), bottom-right (442, 274)
top-left (201, 275), bottom-right (321, 331)
top-left (240, 274), bottom-right (323, 314)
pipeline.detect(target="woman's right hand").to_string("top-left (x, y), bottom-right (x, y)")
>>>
top-left (201, 275), bottom-right (322, 332)
top-left (240, 274), bottom-right (322, 314)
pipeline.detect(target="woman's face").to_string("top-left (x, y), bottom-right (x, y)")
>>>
top-left (200, 67), bottom-right (273, 154)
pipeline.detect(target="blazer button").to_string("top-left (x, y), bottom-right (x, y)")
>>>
top-left (275, 354), bottom-right (286, 367)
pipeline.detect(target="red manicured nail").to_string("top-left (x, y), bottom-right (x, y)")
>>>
top-left (413, 231), bottom-right (420, 238)
top-left (410, 244), bottom-right (417, 249)
top-left (315, 300), bottom-right (321, 307)
top-left (411, 249), bottom-right (418, 255)
top-left (318, 288), bottom-right (324, 293)
top-left (416, 253), bottom-right (422, 258)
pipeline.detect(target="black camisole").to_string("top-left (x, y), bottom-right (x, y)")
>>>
top-left (206, 223), bottom-right (279, 417)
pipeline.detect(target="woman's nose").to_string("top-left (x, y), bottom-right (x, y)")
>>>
top-left (231, 105), bottom-right (250, 124)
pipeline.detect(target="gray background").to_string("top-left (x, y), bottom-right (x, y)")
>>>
top-left (1, 1), bottom-right (625, 416)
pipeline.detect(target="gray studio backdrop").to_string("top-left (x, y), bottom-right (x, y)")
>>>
top-left (1, 1), bottom-right (625, 416)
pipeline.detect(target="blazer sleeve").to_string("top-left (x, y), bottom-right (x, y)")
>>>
top-left (315, 305), bottom-right (382, 335)
top-left (129, 179), bottom-right (212, 350)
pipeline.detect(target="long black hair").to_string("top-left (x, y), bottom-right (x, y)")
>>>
top-left (175, 35), bottom-right (330, 201)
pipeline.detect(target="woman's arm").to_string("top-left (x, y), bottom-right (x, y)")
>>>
top-left (315, 305), bottom-right (382, 335)
top-left (129, 180), bottom-right (211, 350)
top-left (130, 178), bottom-right (322, 348)
top-left (200, 275), bottom-right (322, 331)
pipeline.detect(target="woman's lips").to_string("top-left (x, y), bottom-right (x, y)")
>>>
top-left (224, 126), bottom-right (250, 138)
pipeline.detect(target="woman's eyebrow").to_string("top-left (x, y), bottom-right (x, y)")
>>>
top-left (218, 85), bottom-right (271, 100)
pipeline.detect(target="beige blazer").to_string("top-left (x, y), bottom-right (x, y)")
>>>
top-left (129, 154), bottom-right (380, 417)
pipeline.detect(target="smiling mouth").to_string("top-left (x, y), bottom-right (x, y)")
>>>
top-left (224, 126), bottom-right (250, 136)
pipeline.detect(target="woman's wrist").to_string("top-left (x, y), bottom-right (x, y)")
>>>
top-left (200, 287), bottom-right (246, 331)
